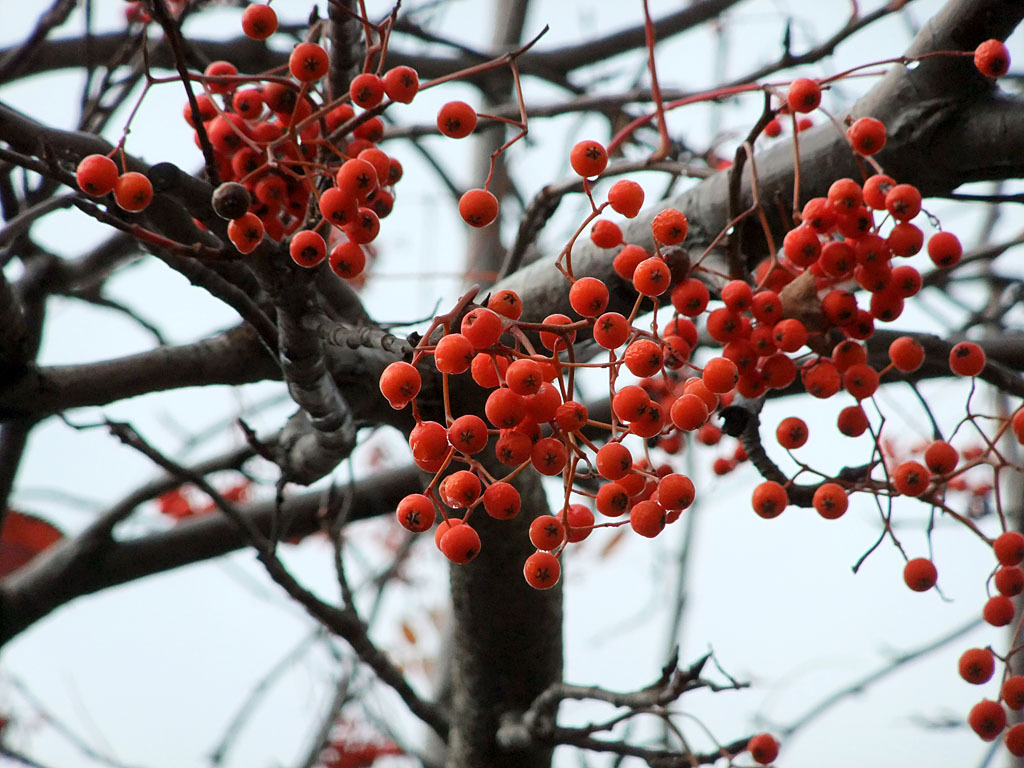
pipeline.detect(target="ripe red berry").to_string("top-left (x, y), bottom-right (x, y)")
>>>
top-left (289, 230), bottom-right (327, 268)
top-left (437, 101), bottom-right (477, 138)
top-left (569, 140), bottom-right (607, 177)
top-left (382, 65), bottom-right (420, 103)
top-left (843, 363), bottom-right (880, 400)
top-left (927, 231), bottom-right (962, 268)
top-left (439, 522), bottom-right (481, 563)
top-left (994, 531), bottom-right (1024, 566)
top-left (623, 339), bottom-right (663, 377)
top-left (289, 42), bottom-right (329, 82)
top-left (978, 598), bottom-right (1011, 626)
top-left (959, 647), bottom-right (996, 684)
top-left (801, 358), bottom-right (841, 399)
top-left (204, 60), bottom-right (238, 94)
top-left (975, 39), bottom-right (1011, 78)
top-left (607, 179), bottom-right (644, 217)
top-left (349, 73), bottom-right (385, 109)
top-left (524, 550), bottom-right (561, 589)
top-left (787, 78), bottom-right (821, 113)
top-left (631, 257), bottom-right (671, 296)
top-left (995, 566), bottom-right (1024, 597)
top-left (702, 357), bottom-right (738, 394)
top-left (328, 240), bottom-right (366, 278)
top-left (949, 341), bottom-right (985, 377)
top-left (751, 481), bottom-right (787, 519)
top-left (569, 277), bottom-right (610, 318)
top-left (590, 219), bottom-right (623, 249)
top-left (566, 504), bottom-right (595, 542)
top-left (482, 482), bottom-right (521, 520)
top-left (530, 515), bottom-right (566, 551)
top-left (775, 417), bottom-right (808, 450)
top-left (657, 473), bottom-right (695, 511)
top-left (439, 470), bottom-right (482, 508)
top-left (773, 318), bottom-right (808, 353)
top-left (227, 211), bottom-right (264, 253)
top-left (613, 244), bottom-right (649, 281)
top-left (893, 460), bottom-right (929, 497)
top-left (461, 307), bottom-right (504, 349)
top-left (651, 208), bottom-right (689, 245)
top-left (884, 183), bottom-right (922, 221)
top-left (396, 493), bottom-right (435, 533)
top-left (812, 483), bottom-right (848, 519)
top-left (670, 277), bottom-right (709, 316)
top-left (629, 499), bottom-right (666, 538)
top-left (923, 441), bottom-right (958, 475)
top-left (903, 557), bottom-right (937, 591)
top-left (531, 437), bottom-right (568, 476)
top-left (1003, 676), bottom-right (1024, 709)
top-left (968, 699), bottom-right (1007, 742)
top-left (113, 172), bottom-right (153, 212)
top-left (241, 4), bottom-right (277, 40)
top-left (488, 289), bottom-right (522, 320)
top-left (539, 314), bottom-right (576, 352)
top-left (76, 154), bottom-right (119, 197)
top-left (459, 188), bottom-right (499, 227)
top-left (888, 336), bottom-right (925, 372)
top-left (747, 733), bottom-right (779, 765)
top-left (846, 117), bottom-right (887, 155)
top-left (1007, 723), bottom-right (1024, 757)
top-left (596, 443), bottom-right (633, 481)
top-left (379, 361), bottom-right (421, 408)
top-left (669, 393), bottom-right (708, 432)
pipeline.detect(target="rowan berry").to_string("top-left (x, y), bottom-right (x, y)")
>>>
top-left (379, 361), bottom-right (420, 408)
top-left (596, 443), bottom-right (633, 481)
top-left (657, 474), bottom-right (695, 511)
top-left (538, 313), bottom-right (575, 351)
top-left (669, 393), bottom-right (708, 431)
top-left (410, 421), bottom-right (448, 466)
top-left (994, 531), bottom-right (1024, 566)
top-left (985, 595), bottom-right (1016, 627)
top-left (1007, 723), bottom-right (1024, 757)
top-left (927, 231), bottom-right (962, 268)
top-left (684, 377), bottom-right (719, 411)
top-left (328, 240), bottom-right (366, 278)
top-left (949, 341), bottom-right (985, 377)
top-left (775, 417), bottom-right (808, 449)
top-left (890, 264), bottom-right (922, 298)
top-left (893, 460), bottom-right (929, 497)
top-left (624, 339), bottom-right (663, 377)
top-left (751, 481), bottom-right (787, 518)
top-left (593, 311), bottom-right (631, 349)
top-left (396, 493), bottom-right (435, 533)
top-left (787, 78), bottom-right (821, 113)
top-left (959, 648), bottom-right (996, 685)
top-left (596, 481), bottom-right (630, 517)
top-left (495, 429), bottom-right (531, 465)
top-left (846, 116), bottom-right (886, 155)
top-left (801, 358), bottom-right (841, 398)
top-left (530, 515), bottom-right (566, 550)
top-left (76, 154), bottom-right (119, 197)
top-left (631, 257), bottom-right (671, 296)
top-left (241, 4), bottom-right (277, 39)
top-left (827, 177), bottom-right (863, 211)
top-left (706, 308), bottom-right (744, 344)
top-left (532, 437), bottom-right (568, 476)
top-left (843, 363), bottom-right (879, 400)
top-left (568, 277), bottom-right (609, 317)
top-left (289, 42), bottom-right (329, 82)
top-left (1014, 409), bottom-right (1024, 444)
top-left (724, 337), bottom-right (759, 373)
top-left (227, 211), bottom-right (264, 253)
top-left (924, 441), bottom-right (957, 475)
top-left (782, 224), bottom-right (821, 267)
top-left (718, 281), bottom-right (751, 314)
top-left (485, 388), bottom-right (526, 429)
top-left (590, 219), bottom-right (623, 249)
top-left (773, 318), bottom-right (808, 353)
top-left (702, 356), bottom-right (738, 394)
top-left (461, 307), bottom-right (504, 349)
top-left (748, 733), bottom-right (779, 765)
top-left (527, 382), bottom-right (563, 422)
top-left (975, 39), bottom-right (1011, 78)
top-left (523, 550), bottom-right (561, 589)
top-left (996, 566), bottom-right (1024, 597)
top-left (554, 400), bottom-right (588, 433)
top-left (801, 197), bottom-right (837, 234)
top-left (437, 101), bottom-right (477, 138)
top-left (607, 179), bottom-right (645, 217)
top-left (459, 188), bottom-right (499, 227)
top-left (887, 222), bottom-right (923, 257)
top-left (569, 140), bottom-right (607, 177)
top-left (884, 183), bottom-right (922, 221)
top-left (488, 289), bottom-right (523, 320)
top-left (482, 482), bottom-right (520, 520)
top-left (506, 359), bottom-right (544, 395)
top-left (670, 278), bottom-right (710, 316)
top-left (651, 208), bottom-right (689, 245)
top-left (1003, 676), bottom-right (1024, 709)
top-left (613, 244), bottom-right (649, 281)
top-left (447, 414), bottom-right (488, 455)
top-left (204, 60), bottom-right (238, 94)
top-left (382, 65), bottom-right (420, 103)
top-left (113, 172), bottom-right (153, 212)
top-left (862, 174), bottom-right (895, 210)
top-left (434, 517), bottom-right (463, 549)
top-left (629, 401), bottom-right (664, 438)
top-left (831, 340), bottom-right (866, 373)
top-left (810, 483), bottom-right (847, 519)
top-left (612, 385), bottom-right (650, 423)
top-left (818, 240), bottom-right (855, 278)
top-left (762, 353), bottom-right (798, 391)
top-left (439, 470), bottom-right (482, 508)
top-left (630, 499), bottom-right (666, 537)
top-left (903, 557), bottom-right (937, 591)
top-left (183, 93), bottom-right (216, 126)
top-left (969, 699), bottom-right (1007, 742)
top-left (750, 290), bottom-right (783, 324)
top-left (439, 523), bottom-right (481, 564)
top-left (888, 336), bottom-right (924, 372)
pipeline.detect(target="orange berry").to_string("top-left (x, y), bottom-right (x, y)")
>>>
top-left (651, 208), bottom-right (689, 245)
top-left (437, 101), bottom-right (477, 138)
top-left (289, 42), bottom-right (329, 82)
top-left (459, 188), bottom-right (499, 227)
top-left (529, 515), bottom-right (566, 551)
top-left (812, 483), bottom-right (848, 519)
top-left (959, 647), bottom-right (995, 684)
top-left (975, 39), bottom-right (1010, 78)
top-left (949, 341), bottom-right (985, 377)
top-left (968, 699), bottom-right (1006, 742)
top-left (607, 179), bottom-right (644, 217)
top-left (888, 335), bottom-right (925, 372)
top-left (569, 277), bottom-right (610, 317)
top-left (569, 140), bottom-right (607, 177)
top-left (631, 257), bottom-right (671, 296)
top-left (396, 493), bottom-right (435, 533)
top-left (76, 154), bottom-right (119, 197)
top-left (379, 361), bottom-right (421, 408)
top-left (787, 77), bottom-right (821, 113)
top-left (751, 481), bottom-right (787, 519)
top-left (524, 550), bottom-right (561, 589)
top-left (113, 171), bottom-right (153, 212)
top-left (994, 531), bottom-right (1024, 566)
top-left (846, 116), bottom-right (886, 155)
top-left (382, 65), bottom-right (420, 103)
top-left (702, 357), bottom-right (738, 394)
top-left (241, 4), bottom-right (277, 39)
top-left (903, 557), bottom-right (937, 591)
top-left (748, 733), bottom-right (779, 765)
top-left (439, 523), bottom-right (481, 563)
top-left (892, 460), bottom-right (929, 497)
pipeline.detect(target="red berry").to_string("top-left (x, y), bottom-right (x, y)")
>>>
top-left (76, 154), bottom-right (119, 197)
top-left (651, 208), bottom-right (688, 245)
top-left (927, 231), bottom-right (962, 268)
top-left (975, 39), bottom-right (1011, 78)
top-left (748, 733), bottom-right (779, 765)
top-left (396, 493), bottom-right (435, 533)
top-left (994, 531), bottom-right (1024, 566)
top-left (968, 699), bottom-right (1007, 741)
top-left (959, 647), bottom-right (996, 684)
top-left (888, 336), bottom-right (925, 372)
top-left (459, 188), bottom-right (499, 227)
top-left (113, 172), bottom-right (153, 212)
top-left (523, 550), bottom-right (561, 589)
top-left (482, 482), bottom-right (521, 520)
top-left (813, 483), bottom-right (848, 519)
top-left (847, 117), bottom-right (886, 155)
top-left (379, 361), bottom-right (421, 408)
top-left (569, 140), bottom-right (607, 177)
top-left (751, 481), bottom-right (787, 519)
top-left (949, 341), bottom-right (985, 377)
top-left (787, 78), bottom-right (821, 113)
top-left (629, 499), bottom-right (666, 538)
top-left (241, 4), bottom-right (277, 40)
top-left (892, 460), bottom-right (929, 497)
top-left (529, 515), bottom-right (566, 551)
top-left (984, 595), bottom-right (1015, 627)
top-left (1006, 723), bottom-right (1024, 757)
top-left (227, 212), bottom-right (264, 254)
top-left (289, 230), bottom-right (327, 268)
top-left (289, 43), bottom-right (329, 82)
top-left (569, 277), bottom-right (610, 318)
top-left (607, 179), bottom-right (644, 217)
top-left (437, 101), bottom-right (477, 138)
top-left (775, 417), bottom-right (808, 450)
top-left (439, 523), bottom-right (481, 563)
top-left (328, 240), bottom-right (366, 279)
top-left (382, 65), bottom-right (420, 103)
top-left (349, 73), bottom-right (385, 109)
top-left (903, 557), bottom-right (937, 591)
